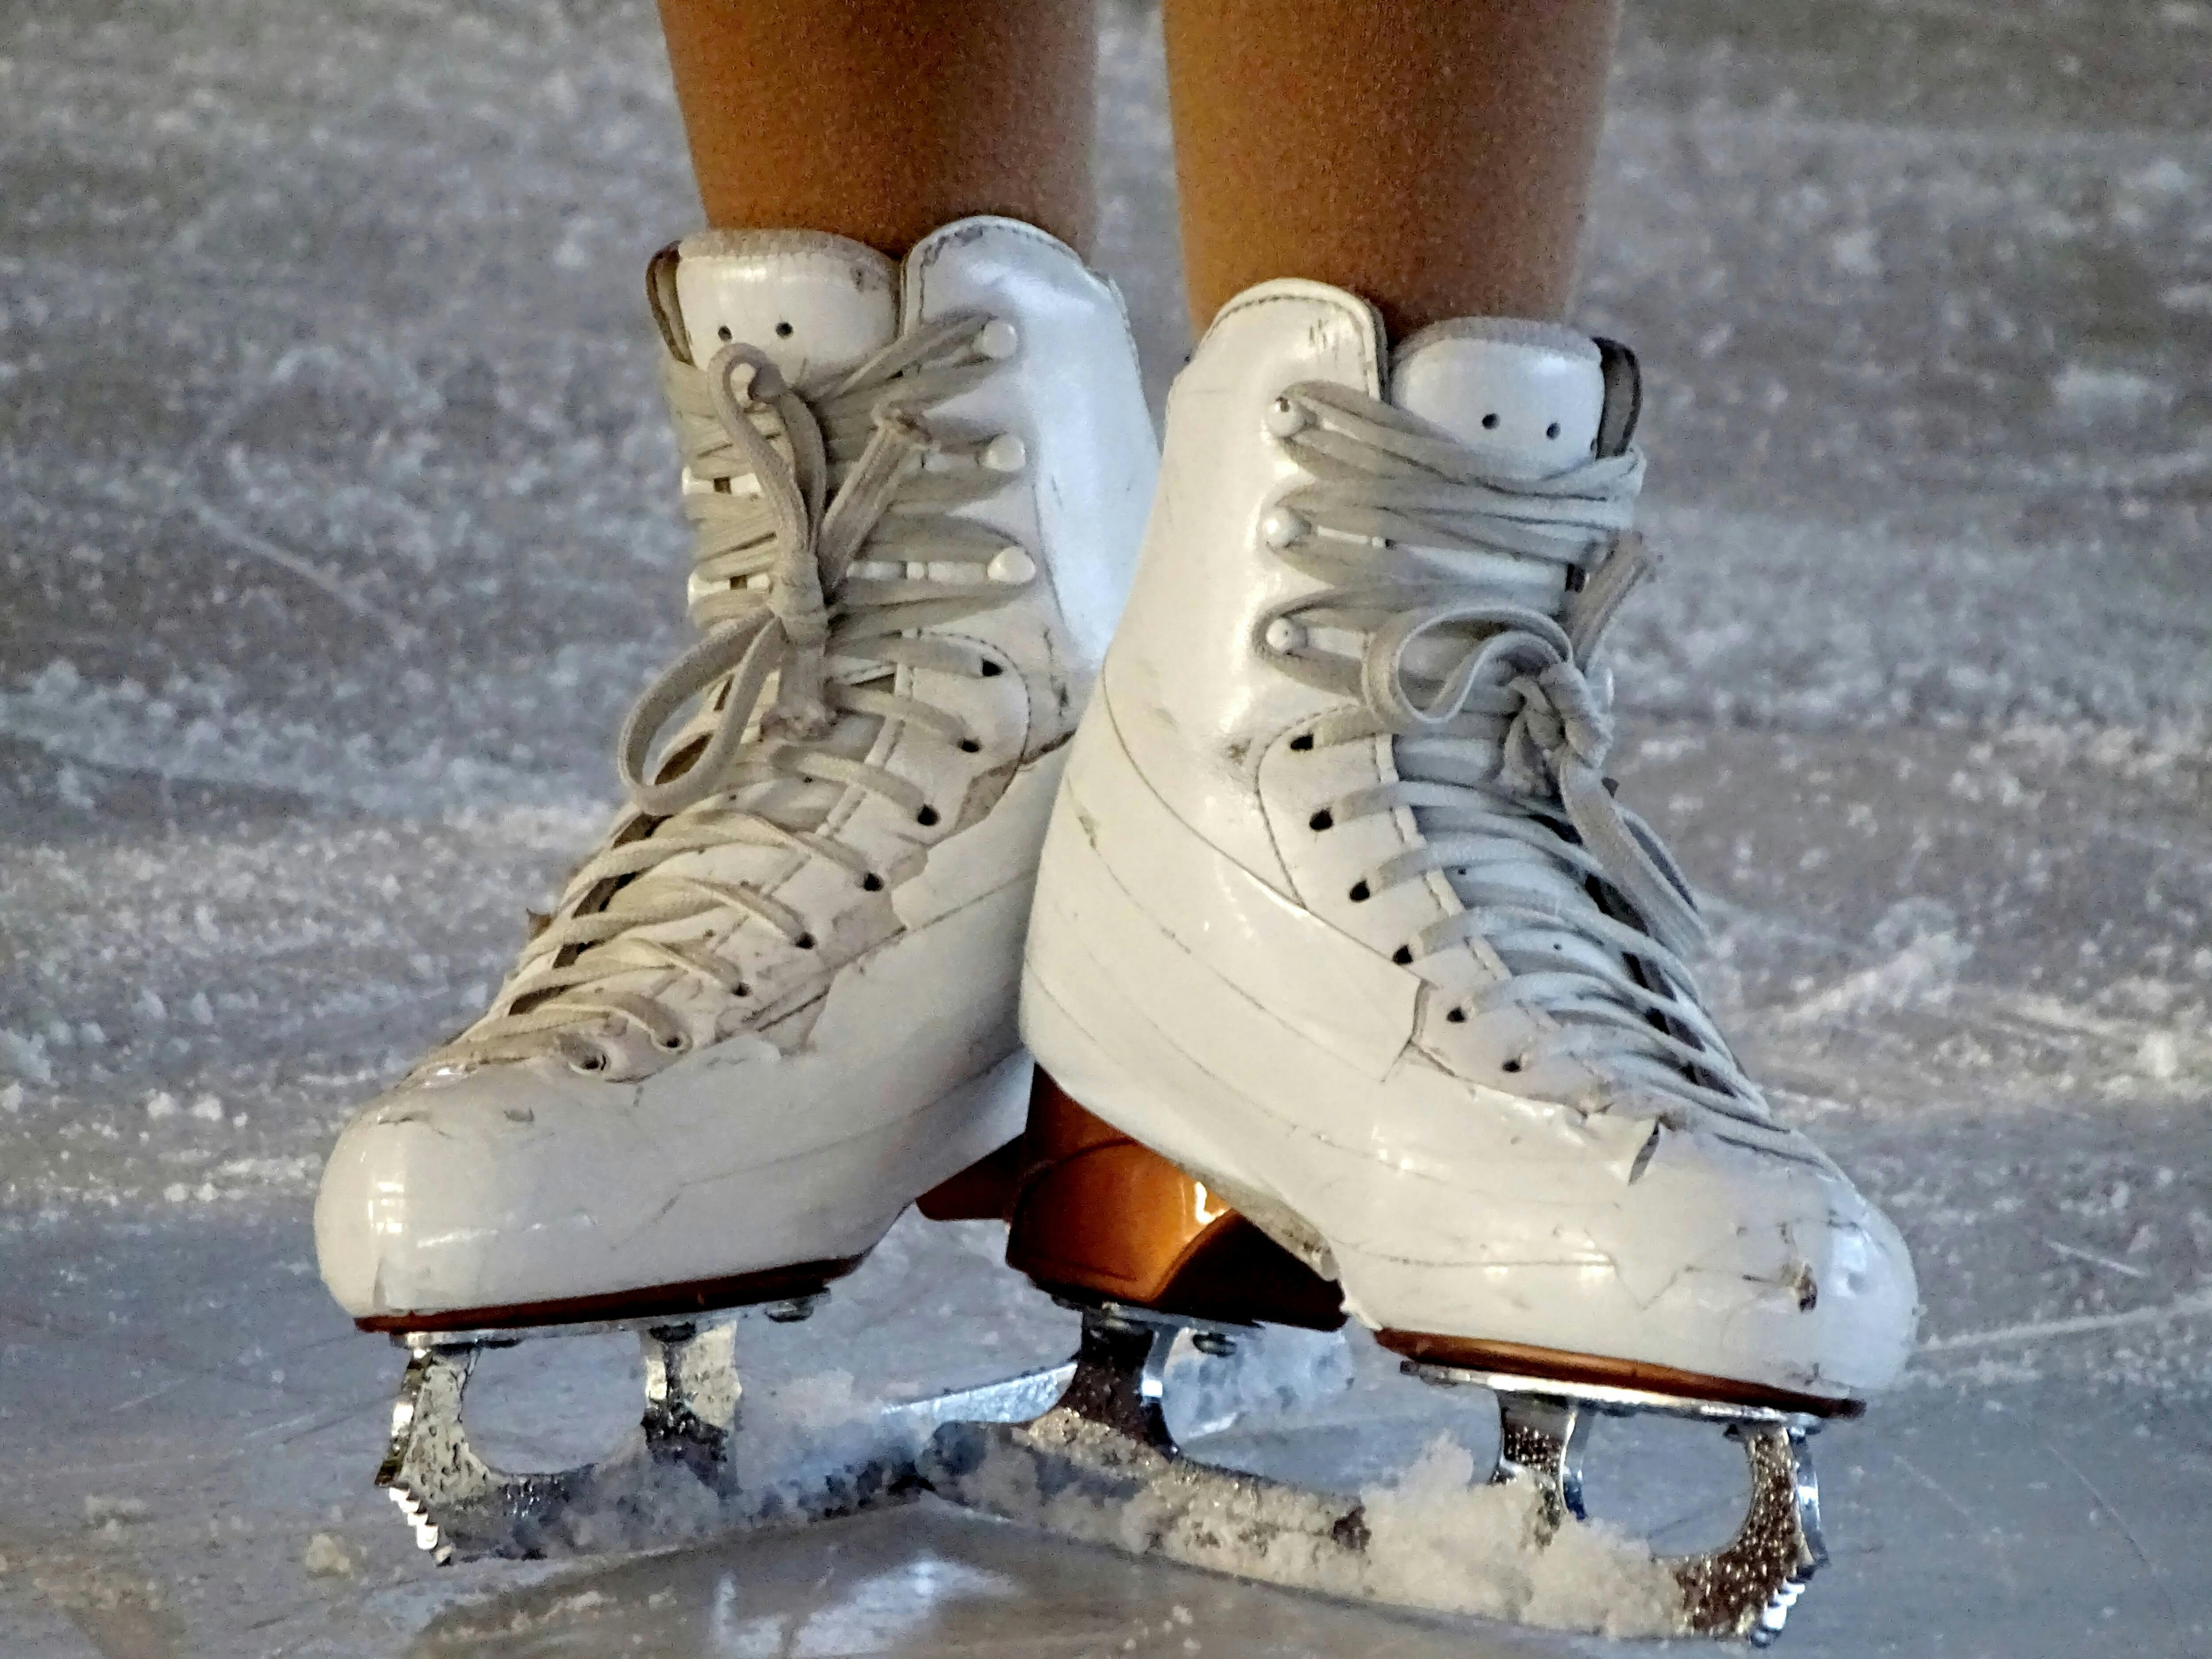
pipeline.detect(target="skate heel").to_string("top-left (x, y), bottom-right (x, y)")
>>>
top-left (995, 1069), bottom-right (1344, 1332)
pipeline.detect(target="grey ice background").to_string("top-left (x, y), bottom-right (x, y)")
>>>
top-left (3, 0), bottom-right (2211, 1654)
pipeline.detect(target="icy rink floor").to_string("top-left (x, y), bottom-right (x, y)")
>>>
top-left (4, 0), bottom-right (2212, 1653)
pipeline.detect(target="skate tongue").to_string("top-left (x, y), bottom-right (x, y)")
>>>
top-left (665, 229), bottom-right (898, 387)
top-left (1384, 320), bottom-right (1628, 999)
top-left (1377, 319), bottom-right (1607, 622)
top-left (1388, 318), bottom-right (1605, 484)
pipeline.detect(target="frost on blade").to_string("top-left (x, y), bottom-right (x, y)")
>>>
top-left (1359, 1437), bottom-right (1684, 1638)
top-left (933, 1408), bottom-right (1367, 1602)
top-left (379, 1337), bottom-right (942, 1564)
top-left (929, 1391), bottom-right (1688, 1640)
top-left (377, 1315), bottom-right (1358, 1564)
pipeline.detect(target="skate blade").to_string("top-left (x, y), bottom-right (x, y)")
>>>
top-left (920, 1306), bottom-right (1828, 1645)
top-left (376, 1296), bottom-right (1071, 1565)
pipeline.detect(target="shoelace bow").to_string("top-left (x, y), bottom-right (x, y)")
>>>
top-left (430, 314), bottom-right (1031, 1073)
top-left (1260, 381), bottom-right (1766, 1124)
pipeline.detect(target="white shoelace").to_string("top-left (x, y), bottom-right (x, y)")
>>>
top-left (1260, 381), bottom-right (1766, 1125)
top-left (430, 315), bottom-right (1031, 1073)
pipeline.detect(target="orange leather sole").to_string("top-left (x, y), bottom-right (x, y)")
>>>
top-left (1377, 1330), bottom-right (1865, 1419)
top-left (354, 1255), bottom-right (866, 1335)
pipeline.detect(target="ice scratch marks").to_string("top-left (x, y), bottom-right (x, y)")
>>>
top-left (0, 660), bottom-right (603, 819)
top-left (1920, 1286), bottom-right (2212, 1352)
top-left (1887, 1448), bottom-right (2019, 1594)
top-left (2040, 1432), bottom-right (2180, 1632)
top-left (1770, 927), bottom-right (1971, 1029)
top-left (2045, 1238), bottom-right (2151, 1281)
top-left (176, 488), bottom-right (408, 650)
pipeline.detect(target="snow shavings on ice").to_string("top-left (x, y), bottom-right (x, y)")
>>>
top-left (1, 1029), bottom-right (57, 1086)
top-left (1359, 1437), bottom-right (1683, 1637)
top-left (300, 1532), bottom-right (357, 1578)
top-left (1774, 925), bottom-right (1972, 1027)
top-left (424, 1329), bottom-right (1359, 1565)
top-left (938, 1420), bottom-right (1684, 1639)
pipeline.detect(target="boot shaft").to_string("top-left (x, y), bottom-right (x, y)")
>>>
top-left (650, 219), bottom-right (1155, 754)
top-left (1099, 280), bottom-right (1627, 894)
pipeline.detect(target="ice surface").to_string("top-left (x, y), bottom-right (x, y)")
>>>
top-left (4, 0), bottom-right (2212, 1654)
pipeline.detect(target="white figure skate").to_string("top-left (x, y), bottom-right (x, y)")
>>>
top-left (314, 217), bottom-right (1157, 1561)
top-left (922, 282), bottom-right (1920, 1641)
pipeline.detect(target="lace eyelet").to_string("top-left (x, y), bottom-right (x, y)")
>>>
top-left (915, 806), bottom-right (941, 827)
top-left (1348, 881), bottom-right (1370, 903)
top-left (656, 1031), bottom-right (689, 1052)
top-left (1502, 1056), bottom-right (1525, 1075)
top-left (1264, 396), bottom-right (1306, 438)
top-left (1289, 733), bottom-right (1314, 752)
top-left (794, 932), bottom-right (816, 950)
top-left (957, 738), bottom-right (981, 754)
top-left (1390, 945), bottom-right (1413, 965)
top-left (1308, 809), bottom-right (1333, 831)
top-left (861, 872), bottom-right (884, 891)
top-left (1445, 1007), bottom-right (1467, 1024)
top-left (978, 660), bottom-right (1003, 678)
top-left (569, 1047), bottom-right (609, 1075)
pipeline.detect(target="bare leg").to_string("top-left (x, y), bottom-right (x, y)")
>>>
top-left (656, 0), bottom-right (1094, 254)
top-left (1161, 0), bottom-right (1622, 333)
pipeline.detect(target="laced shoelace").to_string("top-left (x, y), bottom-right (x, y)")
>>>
top-left (427, 314), bottom-right (1033, 1074)
top-left (1259, 381), bottom-right (1767, 1125)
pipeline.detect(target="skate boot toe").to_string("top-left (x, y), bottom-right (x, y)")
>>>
top-left (315, 1060), bottom-right (684, 1325)
top-left (313, 1054), bottom-right (888, 1329)
top-left (1630, 1124), bottom-right (1919, 1401)
top-left (1356, 1119), bottom-right (1920, 1408)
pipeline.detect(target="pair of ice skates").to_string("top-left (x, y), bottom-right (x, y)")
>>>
top-left (315, 216), bottom-right (1919, 1643)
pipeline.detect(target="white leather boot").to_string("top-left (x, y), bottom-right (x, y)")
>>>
top-left (314, 218), bottom-right (1154, 1559)
top-left (929, 280), bottom-right (1918, 1637)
